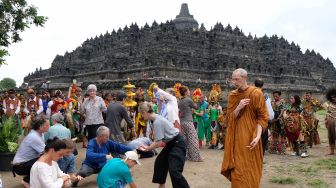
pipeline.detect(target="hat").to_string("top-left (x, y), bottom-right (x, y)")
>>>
top-left (125, 151), bottom-right (141, 165)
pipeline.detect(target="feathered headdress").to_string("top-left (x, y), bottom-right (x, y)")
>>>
top-left (174, 83), bottom-right (182, 98)
top-left (68, 79), bottom-right (79, 99)
top-left (147, 82), bottom-right (157, 99)
top-left (192, 88), bottom-right (203, 102)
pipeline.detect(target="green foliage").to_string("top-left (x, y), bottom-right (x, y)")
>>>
top-left (0, 0), bottom-right (47, 66)
top-left (269, 176), bottom-right (297, 185)
top-left (314, 158), bottom-right (336, 171)
top-left (308, 179), bottom-right (329, 188)
top-left (0, 116), bottom-right (21, 153)
top-left (0, 77), bottom-right (16, 91)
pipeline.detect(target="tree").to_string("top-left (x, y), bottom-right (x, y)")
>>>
top-left (0, 77), bottom-right (16, 91)
top-left (0, 0), bottom-right (47, 66)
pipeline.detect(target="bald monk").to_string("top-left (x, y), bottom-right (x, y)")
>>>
top-left (221, 68), bottom-right (269, 188)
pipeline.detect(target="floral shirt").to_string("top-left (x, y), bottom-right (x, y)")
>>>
top-left (82, 96), bottom-right (106, 125)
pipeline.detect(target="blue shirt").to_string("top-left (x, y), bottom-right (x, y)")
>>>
top-left (83, 138), bottom-right (132, 170)
top-left (97, 158), bottom-right (133, 188)
top-left (42, 99), bottom-right (49, 113)
top-left (156, 93), bottom-right (168, 119)
top-left (13, 130), bottom-right (45, 164)
top-left (44, 123), bottom-right (71, 141)
top-left (200, 101), bottom-right (209, 120)
top-left (58, 154), bottom-right (76, 173)
top-left (127, 137), bottom-right (151, 149)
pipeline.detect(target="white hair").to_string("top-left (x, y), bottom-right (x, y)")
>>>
top-left (87, 84), bottom-right (97, 91)
top-left (96, 126), bottom-right (109, 136)
top-left (234, 68), bottom-right (248, 77)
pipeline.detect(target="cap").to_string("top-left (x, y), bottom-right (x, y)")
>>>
top-left (125, 151), bottom-right (141, 165)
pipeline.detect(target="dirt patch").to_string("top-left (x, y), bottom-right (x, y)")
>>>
top-left (1, 114), bottom-right (335, 188)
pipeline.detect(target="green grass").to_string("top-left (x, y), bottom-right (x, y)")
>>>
top-left (293, 165), bottom-right (319, 177)
top-left (274, 165), bottom-right (286, 173)
top-left (269, 176), bottom-right (297, 185)
top-left (308, 179), bottom-right (329, 188)
top-left (314, 158), bottom-right (336, 171)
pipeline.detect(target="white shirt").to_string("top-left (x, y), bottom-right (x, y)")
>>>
top-left (24, 96), bottom-right (43, 115)
top-left (264, 93), bottom-right (274, 120)
top-left (30, 161), bottom-right (68, 188)
top-left (3, 98), bottom-right (21, 114)
top-left (156, 89), bottom-right (180, 124)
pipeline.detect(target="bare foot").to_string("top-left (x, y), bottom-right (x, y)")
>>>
top-left (21, 180), bottom-right (30, 188)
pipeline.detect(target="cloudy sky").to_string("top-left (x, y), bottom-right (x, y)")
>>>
top-left (1, 0), bottom-right (335, 86)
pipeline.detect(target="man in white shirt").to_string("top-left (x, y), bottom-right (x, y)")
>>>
top-left (153, 85), bottom-right (180, 129)
top-left (255, 78), bottom-right (274, 155)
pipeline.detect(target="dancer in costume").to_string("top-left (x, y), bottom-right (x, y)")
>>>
top-left (270, 91), bottom-right (287, 154)
top-left (23, 88), bottom-right (43, 134)
top-left (208, 84), bottom-right (222, 149)
top-left (199, 95), bottom-right (211, 147)
top-left (135, 88), bottom-right (146, 137)
top-left (302, 92), bottom-right (322, 148)
top-left (323, 88), bottom-right (336, 155)
top-left (218, 106), bottom-right (227, 150)
top-left (47, 90), bottom-right (66, 118)
top-left (192, 88), bottom-right (205, 147)
top-left (283, 95), bottom-right (308, 157)
top-left (3, 89), bottom-right (21, 118)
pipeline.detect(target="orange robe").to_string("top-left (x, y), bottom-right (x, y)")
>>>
top-left (221, 86), bottom-right (269, 188)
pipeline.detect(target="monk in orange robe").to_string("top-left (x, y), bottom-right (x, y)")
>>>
top-left (221, 68), bottom-right (269, 188)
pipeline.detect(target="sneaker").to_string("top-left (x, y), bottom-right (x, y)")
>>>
top-left (301, 152), bottom-right (309, 158)
top-left (290, 152), bottom-right (297, 156)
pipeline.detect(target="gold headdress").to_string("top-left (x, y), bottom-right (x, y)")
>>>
top-left (209, 83), bottom-right (222, 102)
top-left (147, 82), bottom-right (157, 99)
